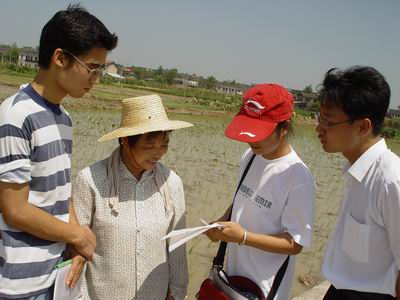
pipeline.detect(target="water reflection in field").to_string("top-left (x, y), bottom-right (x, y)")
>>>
top-left (70, 110), bottom-right (400, 298)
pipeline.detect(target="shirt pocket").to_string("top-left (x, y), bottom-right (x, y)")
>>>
top-left (341, 212), bottom-right (370, 263)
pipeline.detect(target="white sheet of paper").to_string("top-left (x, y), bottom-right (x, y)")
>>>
top-left (54, 263), bottom-right (85, 300)
top-left (162, 219), bottom-right (224, 252)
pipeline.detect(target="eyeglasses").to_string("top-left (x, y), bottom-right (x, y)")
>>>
top-left (315, 112), bottom-right (362, 130)
top-left (62, 49), bottom-right (105, 77)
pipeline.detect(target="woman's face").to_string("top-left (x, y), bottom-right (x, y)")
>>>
top-left (122, 133), bottom-right (169, 178)
top-left (247, 125), bottom-right (289, 160)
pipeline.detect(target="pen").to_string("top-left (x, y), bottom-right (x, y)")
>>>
top-left (55, 259), bottom-right (72, 269)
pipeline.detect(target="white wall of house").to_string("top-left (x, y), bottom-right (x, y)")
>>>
top-left (106, 63), bottom-right (118, 74)
top-left (18, 53), bottom-right (39, 67)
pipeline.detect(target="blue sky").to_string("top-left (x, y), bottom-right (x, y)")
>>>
top-left (1, 0), bottom-right (399, 108)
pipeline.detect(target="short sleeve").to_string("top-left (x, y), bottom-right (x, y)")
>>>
top-left (0, 124), bottom-right (32, 183)
top-left (72, 169), bottom-right (96, 227)
top-left (281, 182), bottom-right (316, 248)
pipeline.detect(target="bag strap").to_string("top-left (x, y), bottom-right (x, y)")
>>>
top-left (266, 255), bottom-right (289, 300)
top-left (213, 153), bottom-right (256, 268)
top-left (212, 152), bottom-right (290, 300)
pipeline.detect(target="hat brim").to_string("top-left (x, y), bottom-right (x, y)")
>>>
top-left (224, 113), bottom-right (277, 143)
top-left (98, 120), bottom-right (193, 142)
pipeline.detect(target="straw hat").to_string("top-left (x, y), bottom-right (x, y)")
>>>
top-left (98, 94), bottom-right (193, 142)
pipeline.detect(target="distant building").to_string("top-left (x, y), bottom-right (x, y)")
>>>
top-left (216, 85), bottom-right (245, 95)
top-left (121, 67), bottom-right (134, 77)
top-left (0, 47), bottom-right (9, 54)
top-left (102, 60), bottom-right (124, 80)
top-left (0, 47), bottom-right (11, 63)
top-left (387, 108), bottom-right (400, 118)
top-left (105, 60), bottom-right (118, 75)
top-left (174, 78), bottom-right (199, 87)
top-left (289, 89), bottom-right (318, 108)
top-left (18, 50), bottom-right (39, 67)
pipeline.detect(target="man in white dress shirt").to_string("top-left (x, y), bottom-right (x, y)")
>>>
top-left (316, 66), bottom-right (399, 300)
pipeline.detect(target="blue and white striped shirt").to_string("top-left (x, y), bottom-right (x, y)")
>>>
top-left (0, 84), bottom-right (72, 298)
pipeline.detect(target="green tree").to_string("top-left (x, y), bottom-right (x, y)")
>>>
top-left (134, 67), bottom-right (145, 80)
top-left (165, 68), bottom-right (178, 85)
top-left (303, 85), bottom-right (313, 93)
top-left (307, 101), bottom-right (320, 112)
top-left (205, 76), bottom-right (217, 89)
top-left (156, 66), bottom-right (163, 76)
top-left (4, 43), bottom-right (19, 63)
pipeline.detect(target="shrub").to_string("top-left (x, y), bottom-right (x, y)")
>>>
top-left (0, 62), bottom-right (36, 75)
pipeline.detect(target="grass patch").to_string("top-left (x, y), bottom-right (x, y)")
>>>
top-left (0, 71), bottom-right (34, 86)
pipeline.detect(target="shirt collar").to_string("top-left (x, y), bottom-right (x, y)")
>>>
top-left (119, 158), bottom-right (154, 181)
top-left (23, 84), bottom-right (62, 113)
top-left (344, 139), bottom-right (387, 182)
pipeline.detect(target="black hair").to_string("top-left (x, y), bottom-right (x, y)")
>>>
top-left (318, 66), bottom-right (390, 135)
top-left (38, 4), bottom-right (118, 68)
top-left (276, 119), bottom-right (293, 138)
top-left (118, 131), bottom-right (171, 148)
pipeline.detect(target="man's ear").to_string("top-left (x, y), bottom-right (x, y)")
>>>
top-left (52, 48), bottom-right (67, 68)
top-left (358, 118), bottom-right (372, 135)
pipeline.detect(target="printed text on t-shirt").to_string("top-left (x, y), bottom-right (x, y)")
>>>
top-left (238, 184), bottom-right (272, 209)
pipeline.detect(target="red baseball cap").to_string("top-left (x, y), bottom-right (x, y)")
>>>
top-left (225, 83), bottom-right (294, 142)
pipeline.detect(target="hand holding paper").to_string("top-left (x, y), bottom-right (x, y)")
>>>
top-left (162, 219), bottom-right (224, 252)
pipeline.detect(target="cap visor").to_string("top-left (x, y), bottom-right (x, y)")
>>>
top-left (224, 114), bottom-right (277, 143)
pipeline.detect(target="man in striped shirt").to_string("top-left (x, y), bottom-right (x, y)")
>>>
top-left (0, 5), bottom-right (117, 299)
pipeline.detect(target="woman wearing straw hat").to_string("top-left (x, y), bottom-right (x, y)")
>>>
top-left (72, 94), bottom-right (192, 299)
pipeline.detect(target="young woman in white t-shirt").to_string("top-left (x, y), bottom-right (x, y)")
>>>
top-left (206, 83), bottom-right (315, 300)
